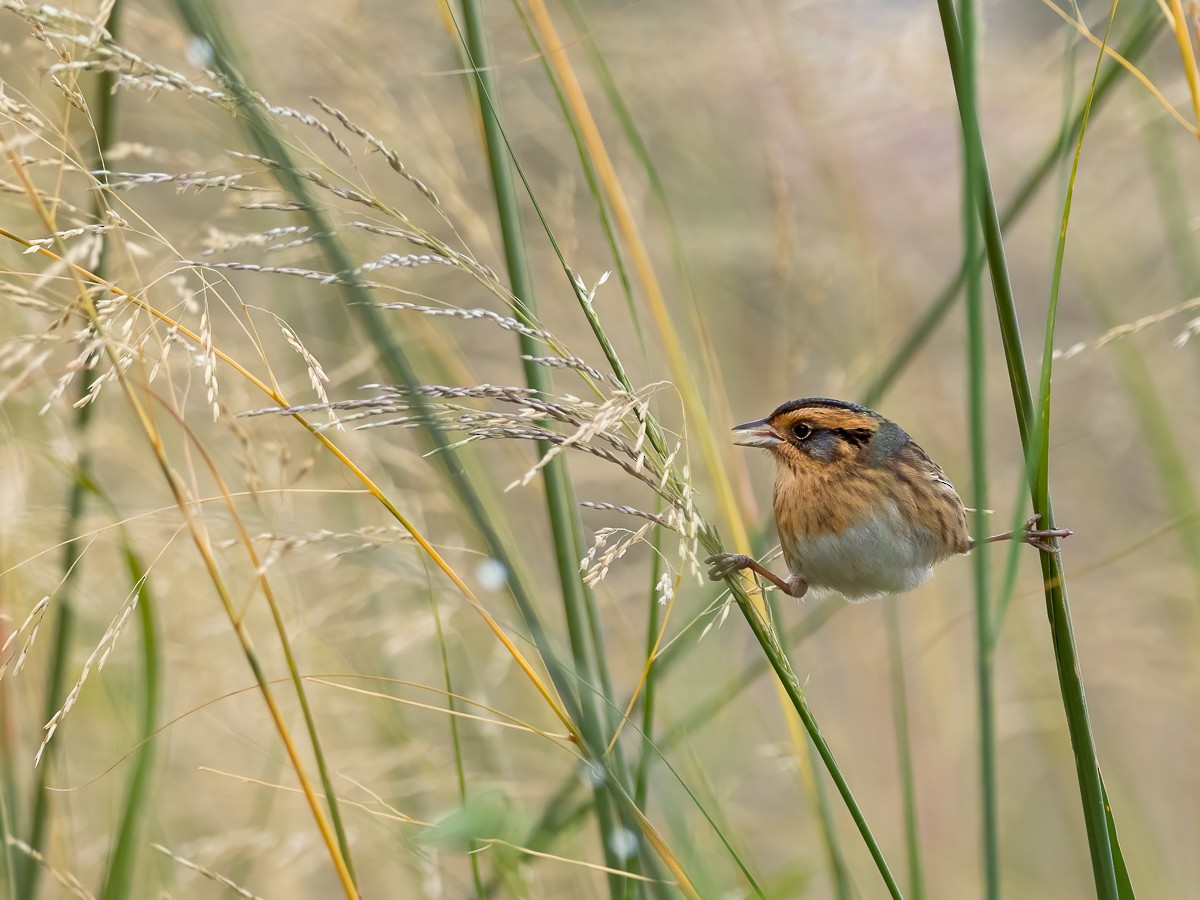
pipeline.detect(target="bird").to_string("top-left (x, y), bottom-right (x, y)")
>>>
top-left (706, 397), bottom-right (1071, 602)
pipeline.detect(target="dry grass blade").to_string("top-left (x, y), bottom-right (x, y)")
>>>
top-left (1039, 0), bottom-right (1198, 135)
top-left (5, 838), bottom-right (94, 900)
top-left (151, 844), bottom-right (265, 900)
top-left (307, 677), bottom-right (576, 745)
top-left (1167, 0), bottom-right (1200, 130)
top-left (1054, 295), bottom-right (1200, 358)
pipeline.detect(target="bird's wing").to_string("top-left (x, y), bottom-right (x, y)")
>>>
top-left (902, 439), bottom-right (972, 554)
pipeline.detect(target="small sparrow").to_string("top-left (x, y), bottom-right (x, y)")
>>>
top-left (706, 397), bottom-right (1071, 602)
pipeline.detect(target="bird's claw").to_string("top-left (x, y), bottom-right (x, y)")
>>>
top-left (706, 552), bottom-right (750, 582)
top-left (1022, 514), bottom-right (1073, 554)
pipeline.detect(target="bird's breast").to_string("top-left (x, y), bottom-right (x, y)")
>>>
top-left (773, 465), bottom-right (887, 539)
top-left (774, 469), bottom-right (957, 600)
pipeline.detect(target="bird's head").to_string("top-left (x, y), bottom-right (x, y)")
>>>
top-left (731, 397), bottom-right (904, 473)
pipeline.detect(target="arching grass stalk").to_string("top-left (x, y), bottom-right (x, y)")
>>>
top-left (883, 602), bottom-right (923, 900)
top-left (707, 549), bottom-right (904, 899)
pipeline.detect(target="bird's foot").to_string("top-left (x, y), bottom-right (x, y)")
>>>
top-left (706, 553), bottom-right (752, 582)
top-left (1022, 514), bottom-right (1073, 553)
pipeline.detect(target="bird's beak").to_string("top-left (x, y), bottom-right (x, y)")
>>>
top-left (731, 417), bottom-right (782, 447)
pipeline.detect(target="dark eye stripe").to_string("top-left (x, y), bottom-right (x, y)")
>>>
top-left (834, 427), bottom-right (873, 446)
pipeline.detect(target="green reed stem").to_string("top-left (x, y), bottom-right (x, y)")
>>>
top-left (952, 0), bottom-right (998, 895)
top-left (455, 3), bottom-right (643, 893)
top-left (988, 20), bottom-right (1080, 643)
top-left (429, 586), bottom-right (484, 897)
top-left (776, 596), bottom-right (854, 900)
top-left (457, 14), bottom-right (695, 879)
top-left (936, 1), bottom-right (1125, 896)
top-left (883, 602), bottom-right (924, 900)
top-left (635, 523), bottom-right (665, 812)
top-left (99, 537), bottom-right (160, 900)
top-left (19, 8), bottom-right (129, 890)
top-left (707, 547), bottom-right (903, 899)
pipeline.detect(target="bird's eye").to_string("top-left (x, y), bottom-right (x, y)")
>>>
top-left (792, 423), bottom-right (812, 441)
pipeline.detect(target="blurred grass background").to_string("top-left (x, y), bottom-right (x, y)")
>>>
top-left (1, 0), bottom-right (1199, 897)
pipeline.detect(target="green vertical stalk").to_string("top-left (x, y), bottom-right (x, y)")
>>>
top-left (883, 603), bottom-right (924, 900)
top-left (455, 3), bottom-right (638, 894)
top-left (935, 1), bottom-right (1125, 897)
top-left (99, 540), bottom-right (160, 900)
top-left (952, 0), bottom-right (998, 895)
top-left (86, 8), bottom-right (165, 895)
top-left (429, 587), bottom-right (485, 898)
top-left (19, 6), bottom-right (129, 890)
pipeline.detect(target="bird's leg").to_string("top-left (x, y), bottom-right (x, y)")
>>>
top-left (705, 553), bottom-right (808, 598)
top-left (971, 514), bottom-right (1073, 554)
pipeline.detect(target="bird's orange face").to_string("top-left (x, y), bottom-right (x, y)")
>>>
top-left (732, 398), bottom-right (891, 475)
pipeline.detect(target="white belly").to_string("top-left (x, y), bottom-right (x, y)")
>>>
top-left (781, 501), bottom-right (951, 602)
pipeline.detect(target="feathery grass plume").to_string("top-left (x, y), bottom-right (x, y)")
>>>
top-left (151, 844), bottom-right (264, 900)
top-left (247, 370), bottom-right (707, 587)
top-left (0, 596), bottom-right (49, 680)
top-left (1053, 295), bottom-right (1200, 359)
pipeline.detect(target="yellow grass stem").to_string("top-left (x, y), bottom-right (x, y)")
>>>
top-left (523, 0), bottom-right (751, 554)
top-left (309, 678), bottom-right (575, 744)
top-left (1168, 0), bottom-right (1200, 133)
top-left (603, 571), bottom-right (680, 757)
top-left (472, 839), bottom-right (667, 885)
top-left (1040, 0), bottom-right (1199, 135)
top-left (134, 436), bottom-right (360, 899)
